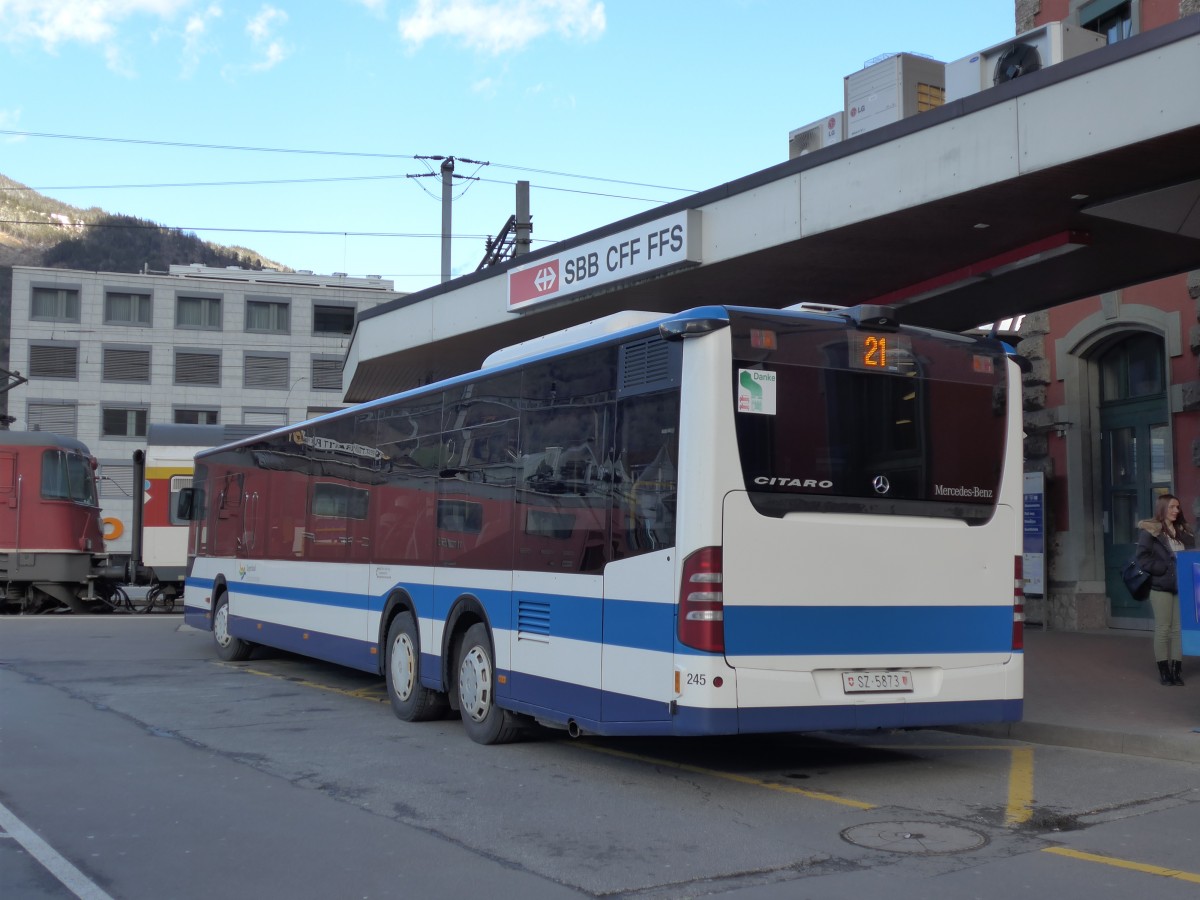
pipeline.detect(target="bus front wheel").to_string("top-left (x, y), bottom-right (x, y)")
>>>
top-left (385, 611), bottom-right (448, 722)
top-left (213, 593), bottom-right (254, 662)
top-left (456, 623), bottom-right (521, 745)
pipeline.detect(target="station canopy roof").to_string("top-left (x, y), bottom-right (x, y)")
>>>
top-left (345, 15), bottom-right (1200, 402)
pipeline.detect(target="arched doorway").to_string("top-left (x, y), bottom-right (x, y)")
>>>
top-left (1098, 331), bottom-right (1170, 626)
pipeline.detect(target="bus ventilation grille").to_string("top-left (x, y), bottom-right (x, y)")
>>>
top-left (517, 597), bottom-right (552, 641)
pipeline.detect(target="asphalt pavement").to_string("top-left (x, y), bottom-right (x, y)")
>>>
top-left (955, 626), bottom-right (1200, 763)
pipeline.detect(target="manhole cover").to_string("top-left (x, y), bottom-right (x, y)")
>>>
top-left (841, 821), bottom-right (988, 855)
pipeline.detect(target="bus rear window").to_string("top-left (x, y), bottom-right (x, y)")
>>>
top-left (730, 313), bottom-right (1008, 522)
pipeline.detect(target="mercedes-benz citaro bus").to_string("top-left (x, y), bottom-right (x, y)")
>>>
top-left (182, 304), bottom-right (1024, 744)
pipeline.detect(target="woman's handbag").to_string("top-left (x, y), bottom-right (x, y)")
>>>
top-left (1121, 559), bottom-right (1151, 601)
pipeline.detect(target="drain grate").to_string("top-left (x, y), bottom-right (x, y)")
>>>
top-left (841, 821), bottom-right (988, 855)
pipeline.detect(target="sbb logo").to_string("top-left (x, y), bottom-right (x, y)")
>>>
top-left (509, 259), bottom-right (561, 308)
top-left (533, 266), bottom-right (557, 292)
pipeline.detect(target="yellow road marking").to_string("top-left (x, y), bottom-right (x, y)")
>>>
top-left (1043, 847), bottom-right (1200, 883)
top-left (868, 741), bottom-right (1034, 827)
top-left (1005, 747), bottom-right (1035, 825)
top-left (217, 662), bottom-right (388, 704)
top-left (576, 744), bottom-right (876, 810)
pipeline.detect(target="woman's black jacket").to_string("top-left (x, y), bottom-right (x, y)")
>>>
top-left (1134, 519), bottom-right (1196, 593)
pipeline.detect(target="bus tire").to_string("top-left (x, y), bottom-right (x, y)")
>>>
top-left (456, 623), bottom-right (521, 745)
top-left (385, 611), bottom-right (448, 722)
top-left (213, 593), bottom-right (254, 662)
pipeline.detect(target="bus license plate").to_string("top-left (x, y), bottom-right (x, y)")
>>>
top-left (842, 670), bottom-right (913, 693)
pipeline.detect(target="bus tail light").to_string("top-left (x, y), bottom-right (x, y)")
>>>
top-left (1012, 555), bottom-right (1025, 651)
top-left (679, 546), bottom-right (724, 653)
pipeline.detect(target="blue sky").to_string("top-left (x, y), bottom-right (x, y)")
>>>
top-left (1, 0), bottom-right (1016, 293)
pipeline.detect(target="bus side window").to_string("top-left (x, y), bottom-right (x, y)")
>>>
top-left (613, 391), bottom-right (680, 557)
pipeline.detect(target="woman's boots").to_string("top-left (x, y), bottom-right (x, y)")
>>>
top-left (1158, 660), bottom-right (1185, 685)
top-left (1158, 660), bottom-right (1172, 684)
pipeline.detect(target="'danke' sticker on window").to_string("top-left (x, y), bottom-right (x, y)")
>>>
top-left (737, 369), bottom-right (777, 415)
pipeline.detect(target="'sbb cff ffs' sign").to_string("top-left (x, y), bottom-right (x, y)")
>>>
top-left (508, 210), bottom-right (701, 312)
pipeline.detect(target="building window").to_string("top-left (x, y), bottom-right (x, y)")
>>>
top-left (243, 408), bottom-right (288, 428)
top-left (102, 346), bottom-right (151, 383)
top-left (244, 353), bottom-right (289, 389)
top-left (176, 295), bottom-right (222, 330)
top-left (104, 291), bottom-right (153, 326)
top-left (26, 401), bottom-right (78, 436)
top-left (98, 462), bottom-right (135, 500)
top-left (313, 304), bottom-right (354, 335)
top-left (311, 356), bottom-right (343, 392)
top-left (245, 298), bottom-right (291, 334)
top-left (175, 408), bottom-right (220, 425)
top-left (28, 343), bottom-right (79, 379)
top-left (1079, 0), bottom-right (1133, 42)
top-left (31, 287), bottom-right (81, 322)
top-left (102, 407), bottom-right (149, 438)
top-left (175, 350), bottom-right (221, 386)
top-left (1100, 332), bottom-right (1163, 400)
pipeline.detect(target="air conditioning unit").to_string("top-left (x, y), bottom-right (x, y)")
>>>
top-left (843, 52), bottom-right (946, 139)
top-left (945, 22), bottom-right (1106, 101)
top-left (788, 112), bottom-right (843, 159)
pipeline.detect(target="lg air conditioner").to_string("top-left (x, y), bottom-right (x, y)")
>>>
top-left (843, 53), bottom-right (946, 139)
top-left (788, 112), bottom-right (844, 159)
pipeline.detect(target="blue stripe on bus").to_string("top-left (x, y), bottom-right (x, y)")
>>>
top-left (225, 613), bottom-right (379, 673)
top-left (228, 579), bottom-right (374, 610)
top-left (604, 598), bottom-right (676, 651)
top-left (187, 575), bottom-right (1013, 658)
top-left (723, 605), bottom-right (1015, 656)
top-left (502, 691), bottom-right (1021, 737)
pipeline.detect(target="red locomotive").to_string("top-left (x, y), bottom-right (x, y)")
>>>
top-left (1, 432), bottom-right (128, 613)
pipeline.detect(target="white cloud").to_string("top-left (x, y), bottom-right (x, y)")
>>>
top-left (0, 0), bottom-right (191, 49)
top-left (398, 0), bottom-right (605, 55)
top-left (246, 4), bottom-right (290, 70)
top-left (104, 41), bottom-right (139, 76)
top-left (182, 3), bottom-right (223, 74)
top-left (471, 75), bottom-right (498, 97)
top-left (0, 107), bottom-right (25, 142)
top-left (352, 0), bottom-right (388, 14)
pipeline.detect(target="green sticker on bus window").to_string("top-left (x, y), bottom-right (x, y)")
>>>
top-left (737, 369), bottom-right (776, 415)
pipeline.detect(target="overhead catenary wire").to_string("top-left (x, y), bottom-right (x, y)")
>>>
top-left (0, 128), bottom-right (698, 194)
top-left (2, 174), bottom-right (671, 204)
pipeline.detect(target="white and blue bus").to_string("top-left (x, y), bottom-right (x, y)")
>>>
top-left (182, 304), bottom-right (1025, 744)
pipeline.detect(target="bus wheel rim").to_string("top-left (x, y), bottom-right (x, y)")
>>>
top-left (214, 605), bottom-right (231, 648)
top-left (390, 632), bottom-right (416, 701)
top-left (459, 646), bottom-right (491, 722)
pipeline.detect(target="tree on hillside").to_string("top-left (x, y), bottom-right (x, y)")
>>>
top-left (43, 214), bottom-right (264, 273)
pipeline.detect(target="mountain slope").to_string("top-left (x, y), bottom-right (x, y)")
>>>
top-left (0, 173), bottom-right (286, 272)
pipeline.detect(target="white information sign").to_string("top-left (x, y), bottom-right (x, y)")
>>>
top-left (737, 369), bottom-right (777, 415)
top-left (507, 210), bottom-right (701, 312)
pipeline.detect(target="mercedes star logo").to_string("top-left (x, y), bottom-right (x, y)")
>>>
top-left (872, 475), bottom-right (890, 495)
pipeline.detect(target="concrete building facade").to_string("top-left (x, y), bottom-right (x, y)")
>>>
top-left (1, 263), bottom-right (405, 556)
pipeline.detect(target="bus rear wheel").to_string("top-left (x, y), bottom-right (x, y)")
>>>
top-left (456, 623), bottom-right (521, 745)
top-left (385, 611), bottom-right (448, 722)
top-left (213, 593), bottom-right (254, 662)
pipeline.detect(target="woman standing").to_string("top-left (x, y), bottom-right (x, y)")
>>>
top-left (1135, 494), bottom-right (1193, 686)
